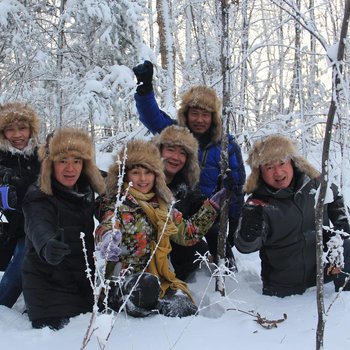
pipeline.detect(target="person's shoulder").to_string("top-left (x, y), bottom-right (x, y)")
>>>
top-left (24, 183), bottom-right (47, 203)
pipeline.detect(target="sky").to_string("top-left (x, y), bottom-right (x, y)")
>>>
top-left (1, 148), bottom-right (350, 350)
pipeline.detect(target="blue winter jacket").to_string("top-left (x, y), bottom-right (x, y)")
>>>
top-left (134, 91), bottom-right (246, 220)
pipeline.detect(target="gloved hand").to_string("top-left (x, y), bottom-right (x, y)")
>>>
top-left (239, 199), bottom-right (266, 242)
top-left (222, 169), bottom-right (235, 190)
top-left (98, 230), bottom-right (122, 262)
top-left (42, 238), bottom-right (71, 265)
top-left (0, 168), bottom-right (15, 185)
top-left (209, 188), bottom-right (227, 210)
top-left (132, 60), bottom-right (154, 95)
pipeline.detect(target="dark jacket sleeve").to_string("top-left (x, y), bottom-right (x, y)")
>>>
top-left (23, 186), bottom-right (58, 256)
top-left (134, 91), bottom-right (175, 134)
top-left (327, 183), bottom-right (350, 234)
top-left (228, 138), bottom-right (246, 219)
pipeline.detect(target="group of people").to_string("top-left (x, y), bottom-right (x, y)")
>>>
top-left (0, 60), bottom-right (349, 331)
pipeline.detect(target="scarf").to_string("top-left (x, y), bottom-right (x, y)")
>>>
top-left (126, 184), bottom-right (194, 302)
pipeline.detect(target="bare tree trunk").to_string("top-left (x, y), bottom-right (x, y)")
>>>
top-left (148, 0), bottom-right (155, 50)
top-left (156, 0), bottom-right (175, 103)
top-left (56, 0), bottom-right (67, 128)
top-left (215, 0), bottom-right (231, 296)
top-left (314, 1), bottom-right (350, 349)
top-left (287, 0), bottom-right (301, 116)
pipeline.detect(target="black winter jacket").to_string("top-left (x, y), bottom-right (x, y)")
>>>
top-left (235, 170), bottom-right (350, 297)
top-left (22, 177), bottom-right (96, 322)
top-left (0, 149), bottom-right (40, 238)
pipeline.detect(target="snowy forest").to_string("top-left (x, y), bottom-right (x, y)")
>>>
top-left (1, 0), bottom-right (349, 183)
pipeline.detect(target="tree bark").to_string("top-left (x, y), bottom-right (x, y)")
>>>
top-left (315, 1), bottom-right (350, 349)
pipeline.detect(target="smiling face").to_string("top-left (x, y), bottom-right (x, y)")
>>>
top-left (161, 145), bottom-right (187, 181)
top-left (126, 166), bottom-right (155, 194)
top-left (187, 107), bottom-right (212, 135)
top-left (53, 156), bottom-right (83, 189)
top-left (260, 159), bottom-right (294, 190)
top-left (3, 121), bottom-right (31, 150)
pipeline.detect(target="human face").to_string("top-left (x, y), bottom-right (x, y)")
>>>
top-left (161, 145), bottom-right (187, 180)
top-left (127, 166), bottom-right (155, 194)
top-left (260, 159), bottom-right (294, 190)
top-left (187, 108), bottom-right (212, 135)
top-left (3, 122), bottom-right (31, 150)
top-left (53, 156), bottom-right (83, 189)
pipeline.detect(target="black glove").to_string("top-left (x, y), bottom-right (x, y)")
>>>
top-left (240, 201), bottom-right (265, 242)
top-left (42, 238), bottom-right (71, 265)
top-left (222, 169), bottom-right (235, 190)
top-left (132, 60), bottom-right (154, 95)
top-left (0, 168), bottom-right (15, 185)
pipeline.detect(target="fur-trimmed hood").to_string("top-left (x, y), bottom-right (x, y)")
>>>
top-left (39, 128), bottom-right (106, 195)
top-left (0, 102), bottom-right (40, 153)
top-left (153, 125), bottom-right (200, 187)
top-left (106, 139), bottom-right (173, 204)
top-left (244, 134), bottom-right (320, 193)
top-left (177, 86), bottom-right (222, 144)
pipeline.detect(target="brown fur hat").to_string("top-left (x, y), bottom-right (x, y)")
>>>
top-left (153, 125), bottom-right (200, 187)
top-left (244, 134), bottom-right (320, 193)
top-left (0, 102), bottom-right (40, 148)
top-left (106, 139), bottom-right (173, 204)
top-left (177, 86), bottom-right (222, 143)
top-left (39, 128), bottom-right (106, 195)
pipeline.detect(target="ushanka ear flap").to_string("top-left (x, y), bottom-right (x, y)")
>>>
top-left (292, 156), bottom-right (320, 179)
top-left (83, 159), bottom-right (106, 195)
top-left (244, 167), bottom-right (261, 194)
top-left (39, 157), bottom-right (53, 195)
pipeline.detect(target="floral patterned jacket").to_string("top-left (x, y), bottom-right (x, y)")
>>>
top-left (95, 191), bottom-right (217, 276)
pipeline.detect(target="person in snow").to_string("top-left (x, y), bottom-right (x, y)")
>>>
top-left (153, 125), bottom-right (213, 281)
top-left (235, 134), bottom-right (350, 297)
top-left (0, 102), bottom-right (41, 308)
top-left (132, 60), bottom-right (246, 268)
top-left (95, 139), bottom-right (223, 318)
top-left (22, 128), bottom-right (106, 330)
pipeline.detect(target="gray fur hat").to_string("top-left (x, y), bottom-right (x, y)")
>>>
top-left (244, 134), bottom-right (320, 193)
top-left (106, 139), bottom-right (173, 204)
top-left (177, 86), bottom-right (222, 143)
top-left (0, 102), bottom-right (40, 150)
top-left (153, 125), bottom-right (200, 187)
top-left (39, 128), bottom-right (106, 195)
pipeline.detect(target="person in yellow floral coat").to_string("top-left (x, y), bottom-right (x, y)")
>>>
top-left (95, 139), bottom-right (224, 318)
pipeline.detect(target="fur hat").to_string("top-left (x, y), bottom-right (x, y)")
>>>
top-left (153, 125), bottom-right (200, 187)
top-left (39, 128), bottom-right (106, 195)
top-left (244, 134), bottom-right (320, 193)
top-left (0, 102), bottom-right (40, 148)
top-left (177, 86), bottom-right (222, 143)
top-left (106, 139), bottom-right (173, 204)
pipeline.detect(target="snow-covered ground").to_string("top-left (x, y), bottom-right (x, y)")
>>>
top-left (1, 249), bottom-right (350, 349)
top-left (1, 148), bottom-right (350, 349)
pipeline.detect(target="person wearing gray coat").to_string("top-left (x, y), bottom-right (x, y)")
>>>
top-left (235, 134), bottom-right (350, 297)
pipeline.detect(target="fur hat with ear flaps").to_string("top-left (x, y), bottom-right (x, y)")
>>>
top-left (106, 139), bottom-right (173, 204)
top-left (39, 128), bottom-right (106, 196)
top-left (0, 102), bottom-right (40, 148)
top-left (177, 86), bottom-right (222, 144)
top-left (153, 125), bottom-right (200, 187)
top-left (244, 134), bottom-right (320, 194)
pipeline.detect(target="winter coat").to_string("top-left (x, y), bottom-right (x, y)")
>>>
top-left (134, 91), bottom-right (246, 220)
top-left (235, 169), bottom-right (350, 297)
top-left (22, 177), bottom-right (96, 322)
top-left (0, 148), bottom-right (40, 239)
top-left (95, 190), bottom-right (217, 278)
